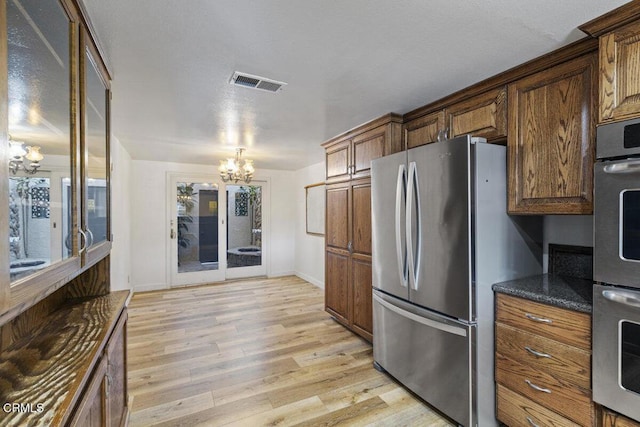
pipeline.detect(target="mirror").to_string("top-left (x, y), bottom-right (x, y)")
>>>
top-left (7, 0), bottom-right (73, 283)
top-left (305, 183), bottom-right (325, 236)
top-left (84, 48), bottom-right (108, 248)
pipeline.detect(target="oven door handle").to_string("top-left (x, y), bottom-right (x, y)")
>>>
top-left (603, 159), bottom-right (640, 174)
top-left (602, 290), bottom-right (640, 309)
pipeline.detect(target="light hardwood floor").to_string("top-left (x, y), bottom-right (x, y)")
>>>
top-left (127, 276), bottom-right (454, 426)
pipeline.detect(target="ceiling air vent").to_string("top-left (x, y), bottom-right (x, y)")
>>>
top-left (230, 71), bottom-right (287, 93)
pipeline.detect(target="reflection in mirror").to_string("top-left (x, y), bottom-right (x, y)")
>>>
top-left (226, 185), bottom-right (262, 268)
top-left (7, 0), bottom-right (72, 284)
top-left (85, 49), bottom-right (108, 247)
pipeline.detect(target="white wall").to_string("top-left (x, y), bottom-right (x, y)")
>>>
top-left (294, 162), bottom-right (325, 288)
top-left (129, 160), bottom-right (296, 291)
top-left (110, 137), bottom-right (133, 291)
top-left (542, 215), bottom-right (593, 273)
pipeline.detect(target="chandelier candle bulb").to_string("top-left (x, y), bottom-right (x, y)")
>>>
top-left (219, 148), bottom-right (255, 183)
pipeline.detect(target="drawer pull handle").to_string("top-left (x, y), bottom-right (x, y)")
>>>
top-left (525, 313), bottom-right (552, 324)
top-left (526, 416), bottom-right (540, 427)
top-left (525, 346), bottom-right (552, 359)
top-left (525, 379), bottom-right (551, 394)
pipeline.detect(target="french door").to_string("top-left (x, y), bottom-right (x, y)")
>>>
top-left (169, 174), bottom-right (226, 287)
top-left (225, 183), bottom-right (266, 279)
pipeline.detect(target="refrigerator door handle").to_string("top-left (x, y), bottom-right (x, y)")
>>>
top-left (373, 293), bottom-right (467, 337)
top-left (406, 161), bottom-right (421, 290)
top-left (395, 164), bottom-right (408, 288)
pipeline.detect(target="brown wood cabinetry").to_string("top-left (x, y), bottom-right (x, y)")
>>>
top-left (323, 114), bottom-right (402, 183)
top-left (507, 53), bottom-right (596, 214)
top-left (323, 114), bottom-right (401, 342)
top-left (325, 179), bottom-right (373, 341)
top-left (495, 293), bottom-right (593, 427)
top-left (446, 86), bottom-right (507, 142)
top-left (597, 20), bottom-right (640, 123)
top-left (403, 110), bottom-right (445, 149)
top-left (602, 408), bottom-right (640, 427)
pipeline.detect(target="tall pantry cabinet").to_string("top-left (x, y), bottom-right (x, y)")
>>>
top-left (322, 114), bottom-right (402, 342)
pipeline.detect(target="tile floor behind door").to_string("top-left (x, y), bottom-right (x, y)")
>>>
top-left (127, 276), bottom-right (454, 426)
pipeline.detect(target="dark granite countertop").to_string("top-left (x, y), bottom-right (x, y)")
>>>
top-left (492, 274), bottom-right (593, 313)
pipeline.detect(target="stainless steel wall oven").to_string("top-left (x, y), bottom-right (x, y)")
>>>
top-left (593, 117), bottom-right (640, 422)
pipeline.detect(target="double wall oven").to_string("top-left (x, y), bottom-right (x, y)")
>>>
top-left (593, 117), bottom-right (640, 422)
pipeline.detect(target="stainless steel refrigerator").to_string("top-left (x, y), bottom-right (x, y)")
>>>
top-left (371, 135), bottom-right (542, 427)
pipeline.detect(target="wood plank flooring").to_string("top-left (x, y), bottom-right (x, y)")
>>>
top-left (127, 276), bottom-right (454, 426)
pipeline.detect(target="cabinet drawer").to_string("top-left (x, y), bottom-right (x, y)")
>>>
top-left (496, 323), bottom-right (590, 389)
top-left (497, 384), bottom-right (580, 427)
top-left (496, 352), bottom-right (593, 426)
top-left (496, 294), bottom-right (591, 350)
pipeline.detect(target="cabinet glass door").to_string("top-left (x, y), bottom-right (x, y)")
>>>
top-left (7, 0), bottom-right (74, 283)
top-left (83, 38), bottom-right (109, 256)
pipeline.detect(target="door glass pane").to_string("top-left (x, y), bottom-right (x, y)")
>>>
top-left (85, 49), bottom-right (108, 246)
top-left (227, 185), bottom-right (262, 268)
top-left (177, 182), bottom-right (219, 273)
top-left (7, 0), bottom-right (72, 283)
top-left (621, 321), bottom-right (640, 394)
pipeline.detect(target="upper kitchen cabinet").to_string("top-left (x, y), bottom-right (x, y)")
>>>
top-left (81, 31), bottom-right (111, 265)
top-left (403, 110), bottom-right (445, 149)
top-left (4, 0), bottom-right (82, 296)
top-left (580, 2), bottom-right (640, 124)
top-left (446, 87), bottom-right (507, 142)
top-left (322, 113), bottom-right (402, 182)
top-left (508, 53), bottom-right (596, 214)
top-left (598, 20), bottom-right (640, 123)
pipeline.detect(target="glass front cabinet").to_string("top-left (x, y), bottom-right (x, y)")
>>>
top-left (2, 0), bottom-right (111, 311)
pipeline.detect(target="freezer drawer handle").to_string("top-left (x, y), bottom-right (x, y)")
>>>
top-left (525, 313), bottom-right (552, 324)
top-left (602, 290), bottom-right (640, 309)
top-left (525, 379), bottom-right (551, 394)
top-left (525, 346), bottom-right (551, 359)
top-left (526, 416), bottom-right (541, 427)
top-left (603, 159), bottom-right (640, 174)
top-left (373, 293), bottom-right (466, 337)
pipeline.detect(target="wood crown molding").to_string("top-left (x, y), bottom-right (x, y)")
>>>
top-left (403, 37), bottom-right (598, 123)
top-left (321, 113), bottom-right (402, 148)
top-left (579, 0), bottom-right (640, 37)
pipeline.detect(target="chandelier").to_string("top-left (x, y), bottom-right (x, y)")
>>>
top-left (219, 148), bottom-right (255, 183)
top-left (8, 137), bottom-right (44, 175)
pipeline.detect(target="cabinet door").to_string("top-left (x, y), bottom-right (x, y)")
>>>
top-left (447, 87), bottom-right (507, 141)
top-left (508, 54), bottom-right (596, 214)
top-left (82, 31), bottom-right (111, 265)
top-left (599, 20), bottom-right (640, 123)
top-left (325, 249), bottom-right (350, 323)
top-left (325, 140), bottom-right (351, 182)
top-left (351, 257), bottom-right (372, 339)
top-left (69, 357), bottom-right (107, 427)
top-left (351, 181), bottom-right (371, 256)
top-left (352, 127), bottom-right (387, 179)
top-left (106, 311), bottom-right (128, 427)
top-left (5, 0), bottom-right (81, 290)
top-left (326, 183), bottom-right (350, 251)
top-left (404, 110), bottom-right (445, 149)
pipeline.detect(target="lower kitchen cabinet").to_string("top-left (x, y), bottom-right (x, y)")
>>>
top-left (495, 293), bottom-right (593, 426)
top-left (71, 308), bottom-right (128, 427)
top-left (325, 179), bottom-right (373, 342)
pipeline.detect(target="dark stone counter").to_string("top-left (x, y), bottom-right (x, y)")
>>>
top-left (492, 274), bottom-right (593, 313)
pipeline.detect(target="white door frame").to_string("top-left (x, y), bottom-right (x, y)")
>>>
top-left (167, 172), bottom-right (226, 287)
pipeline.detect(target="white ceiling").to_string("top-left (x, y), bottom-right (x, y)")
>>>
top-left (81, 0), bottom-right (629, 171)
